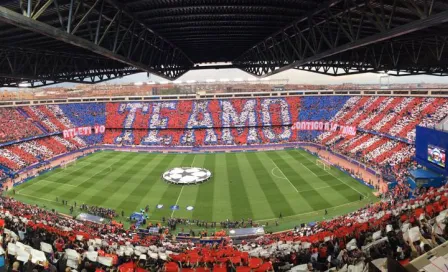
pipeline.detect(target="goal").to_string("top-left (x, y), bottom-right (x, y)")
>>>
top-left (61, 159), bottom-right (76, 169)
top-left (316, 159), bottom-right (331, 171)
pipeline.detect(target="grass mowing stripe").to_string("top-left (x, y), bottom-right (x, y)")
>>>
top-left (254, 152), bottom-right (308, 215)
top-left (85, 154), bottom-right (159, 207)
top-left (295, 150), bottom-right (367, 200)
top-left (266, 151), bottom-right (332, 211)
top-left (116, 154), bottom-right (177, 216)
top-left (236, 154), bottom-right (274, 220)
top-left (57, 152), bottom-right (136, 202)
top-left (192, 154), bottom-right (215, 220)
top-left (55, 154), bottom-right (107, 176)
top-left (285, 151), bottom-right (356, 202)
top-left (226, 153), bottom-right (254, 220)
top-left (60, 153), bottom-right (113, 180)
top-left (137, 154), bottom-right (188, 220)
top-left (244, 152), bottom-right (294, 218)
top-left (212, 153), bottom-right (232, 221)
top-left (29, 152), bottom-right (110, 183)
top-left (158, 155), bottom-right (196, 218)
top-left (173, 154), bottom-right (205, 219)
top-left (8, 150), bottom-right (377, 230)
top-left (171, 155), bottom-right (205, 218)
top-left (25, 153), bottom-right (112, 196)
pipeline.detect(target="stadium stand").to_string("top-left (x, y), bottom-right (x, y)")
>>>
top-left (0, 108), bottom-right (43, 143)
top-left (1, 185), bottom-right (448, 271)
top-left (0, 96), bottom-right (446, 178)
top-left (0, 94), bottom-right (446, 271)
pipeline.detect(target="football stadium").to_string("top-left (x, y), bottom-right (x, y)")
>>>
top-left (1, 0), bottom-right (448, 272)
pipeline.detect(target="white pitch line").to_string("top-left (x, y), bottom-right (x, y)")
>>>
top-left (190, 154), bottom-right (197, 167)
top-left (254, 199), bottom-right (363, 222)
top-left (331, 173), bottom-right (367, 198)
top-left (170, 154), bottom-right (196, 218)
top-left (16, 192), bottom-right (58, 203)
top-left (19, 164), bottom-right (111, 194)
top-left (296, 150), bottom-right (367, 198)
top-left (269, 158), bottom-right (299, 193)
top-left (296, 159), bottom-right (319, 177)
top-left (17, 178), bottom-right (75, 194)
top-left (60, 160), bottom-right (93, 175)
top-left (271, 167), bottom-right (287, 180)
top-left (170, 186), bottom-right (184, 218)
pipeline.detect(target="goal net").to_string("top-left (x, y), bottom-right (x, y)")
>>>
top-left (61, 159), bottom-right (76, 169)
top-left (316, 159), bottom-right (331, 171)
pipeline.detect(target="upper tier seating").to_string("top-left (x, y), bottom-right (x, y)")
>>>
top-left (0, 108), bottom-right (43, 143)
top-left (0, 96), bottom-right (446, 177)
top-left (0, 96), bottom-right (448, 271)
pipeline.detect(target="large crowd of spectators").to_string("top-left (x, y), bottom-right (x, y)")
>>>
top-left (0, 97), bottom-right (447, 176)
top-left (1, 183), bottom-right (448, 271)
top-left (0, 96), bottom-right (447, 271)
top-left (0, 108), bottom-right (43, 144)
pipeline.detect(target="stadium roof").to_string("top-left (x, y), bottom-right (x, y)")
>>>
top-left (0, 0), bottom-right (447, 87)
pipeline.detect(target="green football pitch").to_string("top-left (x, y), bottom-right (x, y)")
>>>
top-left (6, 149), bottom-right (377, 232)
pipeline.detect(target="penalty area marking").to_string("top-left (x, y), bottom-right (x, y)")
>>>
top-left (17, 179), bottom-right (77, 194)
top-left (60, 160), bottom-right (93, 175)
top-left (17, 165), bottom-right (112, 194)
top-left (295, 150), bottom-right (368, 198)
top-left (269, 158), bottom-right (299, 193)
top-left (15, 191), bottom-right (58, 203)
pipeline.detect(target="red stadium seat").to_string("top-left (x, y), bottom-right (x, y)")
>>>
top-left (164, 262), bottom-right (179, 272)
top-left (236, 267), bottom-right (251, 272)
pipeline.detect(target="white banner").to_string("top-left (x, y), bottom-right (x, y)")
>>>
top-left (291, 121), bottom-right (356, 136)
top-left (63, 125), bottom-right (105, 139)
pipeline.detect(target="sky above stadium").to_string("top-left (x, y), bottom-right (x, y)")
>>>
top-left (37, 66), bottom-right (448, 89)
top-left (107, 67), bottom-right (448, 85)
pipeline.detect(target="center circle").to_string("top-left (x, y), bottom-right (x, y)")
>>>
top-left (162, 167), bottom-right (212, 185)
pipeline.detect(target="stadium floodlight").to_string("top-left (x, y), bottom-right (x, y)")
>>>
top-left (134, 82), bottom-right (144, 86)
top-left (173, 80), bottom-right (183, 84)
top-left (18, 83), bottom-right (31, 87)
top-left (206, 79), bottom-right (216, 83)
top-left (260, 77), bottom-right (271, 81)
top-left (219, 78), bottom-right (229, 82)
top-left (186, 80), bottom-right (197, 83)
top-left (146, 81), bottom-right (156, 85)
top-left (160, 81), bottom-right (170, 84)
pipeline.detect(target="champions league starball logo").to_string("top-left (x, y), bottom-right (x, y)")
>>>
top-left (162, 167), bottom-right (212, 185)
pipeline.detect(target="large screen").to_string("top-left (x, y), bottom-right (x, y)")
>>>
top-left (428, 145), bottom-right (446, 168)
